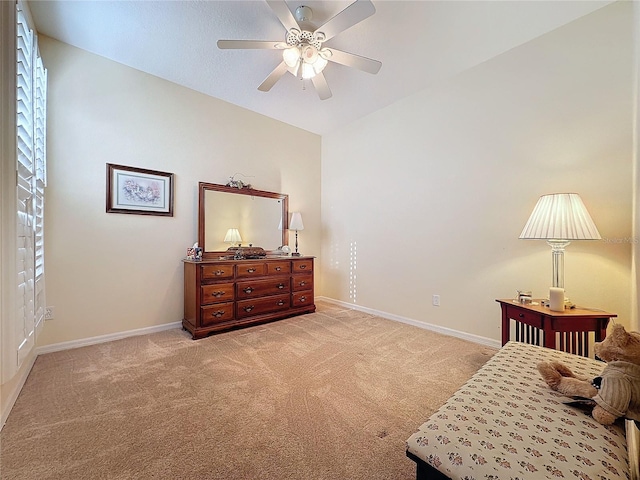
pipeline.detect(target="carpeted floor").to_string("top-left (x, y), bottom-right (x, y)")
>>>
top-left (0, 300), bottom-right (496, 479)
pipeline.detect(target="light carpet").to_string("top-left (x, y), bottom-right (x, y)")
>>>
top-left (0, 301), bottom-right (496, 479)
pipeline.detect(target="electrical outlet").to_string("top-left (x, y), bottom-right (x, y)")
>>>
top-left (44, 306), bottom-right (54, 320)
top-left (432, 295), bottom-right (440, 307)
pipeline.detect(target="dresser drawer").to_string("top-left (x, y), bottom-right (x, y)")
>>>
top-left (237, 294), bottom-right (290, 319)
top-left (292, 290), bottom-right (313, 308)
top-left (201, 302), bottom-right (234, 326)
top-left (292, 274), bottom-right (313, 292)
top-left (506, 305), bottom-right (543, 328)
top-left (236, 262), bottom-right (266, 278)
top-left (267, 261), bottom-right (291, 275)
top-left (201, 283), bottom-right (235, 305)
top-left (292, 259), bottom-right (313, 273)
top-left (236, 277), bottom-right (290, 299)
top-left (201, 264), bottom-right (234, 280)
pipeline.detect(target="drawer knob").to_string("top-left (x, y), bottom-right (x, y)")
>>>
top-left (299, 265), bottom-right (307, 269)
top-left (277, 284), bottom-right (285, 289)
top-left (299, 296), bottom-right (306, 302)
top-left (212, 291), bottom-right (225, 297)
top-left (212, 310), bottom-right (225, 318)
top-left (247, 268), bottom-right (256, 273)
top-left (275, 266), bottom-right (282, 271)
top-left (244, 305), bottom-right (255, 312)
top-left (214, 270), bottom-right (225, 276)
top-left (277, 300), bottom-right (285, 306)
top-left (243, 287), bottom-right (253, 294)
top-left (300, 281), bottom-right (306, 286)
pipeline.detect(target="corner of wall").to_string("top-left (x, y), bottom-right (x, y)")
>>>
top-left (0, 0), bottom-right (18, 426)
top-left (632, 1), bottom-right (640, 331)
top-left (1, 353), bottom-right (37, 430)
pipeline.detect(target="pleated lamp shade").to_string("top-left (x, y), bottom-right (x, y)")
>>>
top-left (224, 228), bottom-right (242, 244)
top-left (519, 193), bottom-right (601, 241)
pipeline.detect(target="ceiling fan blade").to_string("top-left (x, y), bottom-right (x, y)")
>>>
top-left (258, 61), bottom-right (289, 92)
top-left (314, 0), bottom-right (375, 41)
top-left (266, 0), bottom-right (299, 32)
top-left (311, 72), bottom-right (332, 100)
top-left (217, 40), bottom-right (285, 50)
top-left (324, 48), bottom-right (381, 74)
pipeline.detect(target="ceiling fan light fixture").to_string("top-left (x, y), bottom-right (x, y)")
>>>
top-left (282, 46), bottom-right (301, 68)
top-left (301, 44), bottom-right (318, 63)
top-left (301, 56), bottom-right (327, 79)
top-left (282, 43), bottom-right (327, 79)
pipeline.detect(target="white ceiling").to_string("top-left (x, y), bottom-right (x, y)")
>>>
top-left (28, 0), bottom-right (612, 135)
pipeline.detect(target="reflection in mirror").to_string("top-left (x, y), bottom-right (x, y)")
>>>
top-left (204, 192), bottom-right (283, 251)
top-left (198, 183), bottom-right (288, 258)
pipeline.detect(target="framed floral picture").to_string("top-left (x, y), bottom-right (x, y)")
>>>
top-left (106, 164), bottom-right (174, 216)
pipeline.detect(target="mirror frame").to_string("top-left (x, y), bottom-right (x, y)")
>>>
top-left (198, 182), bottom-right (289, 259)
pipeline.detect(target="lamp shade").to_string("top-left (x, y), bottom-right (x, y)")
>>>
top-left (519, 193), bottom-right (601, 240)
top-left (224, 228), bottom-right (242, 244)
top-left (289, 212), bottom-right (304, 231)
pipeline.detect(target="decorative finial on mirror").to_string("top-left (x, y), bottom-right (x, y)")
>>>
top-left (226, 173), bottom-right (253, 189)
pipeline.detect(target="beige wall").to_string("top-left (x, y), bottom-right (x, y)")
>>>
top-left (320, 2), bottom-right (634, 341)
top-left (37, 37), bottom-right (321, 346)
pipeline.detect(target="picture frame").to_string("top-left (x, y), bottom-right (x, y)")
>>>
top-left (106, 163), bottom-right (174, 216)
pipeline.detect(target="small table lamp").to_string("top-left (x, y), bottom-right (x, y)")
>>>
top-left (519, 193), bottom-right (600, 288)
top-left (224, 228), bottom-right (242, 247)
top-left (289, 212), bottom-right (304, 257)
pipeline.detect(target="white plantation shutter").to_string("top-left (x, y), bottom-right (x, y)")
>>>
top-left (16, 7), bottom-right (35, 365)
top-left (15, 4), bottom-right (46, 368)
top-left (34, 53), bottom-right (47, 336)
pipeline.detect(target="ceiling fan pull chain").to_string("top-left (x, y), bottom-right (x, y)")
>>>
top-left (298, 51), bottom-right (304, 80)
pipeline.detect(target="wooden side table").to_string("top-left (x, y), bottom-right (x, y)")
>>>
top-left (496, 299), bottom-right (616, 358)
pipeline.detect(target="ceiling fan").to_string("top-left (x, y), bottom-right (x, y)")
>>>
top-left (217, 0), bottom-right (382, 100)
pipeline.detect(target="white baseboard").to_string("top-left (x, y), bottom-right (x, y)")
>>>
top-left (316, 296), bottom-right (501, 349)
top-left (36, 321), bottom-right (183, 355)
top-left (1, 353), bottom-right (37, 430)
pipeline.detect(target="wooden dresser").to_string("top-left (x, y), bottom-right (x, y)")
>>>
top-left (183, 256), bottom-right (315, 339)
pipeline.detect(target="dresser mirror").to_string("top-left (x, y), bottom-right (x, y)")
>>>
top-left (198, 182), bottom-right (288, 259)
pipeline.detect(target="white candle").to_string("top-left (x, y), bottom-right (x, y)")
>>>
top-left (549, 287), bottom-right (565, 312)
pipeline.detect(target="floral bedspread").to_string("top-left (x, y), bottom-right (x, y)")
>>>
top-left (406, 341), bottom-right (630, 480)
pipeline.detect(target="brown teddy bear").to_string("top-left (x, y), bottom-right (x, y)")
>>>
top-left (537, 323), bottom-right (640, 425)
